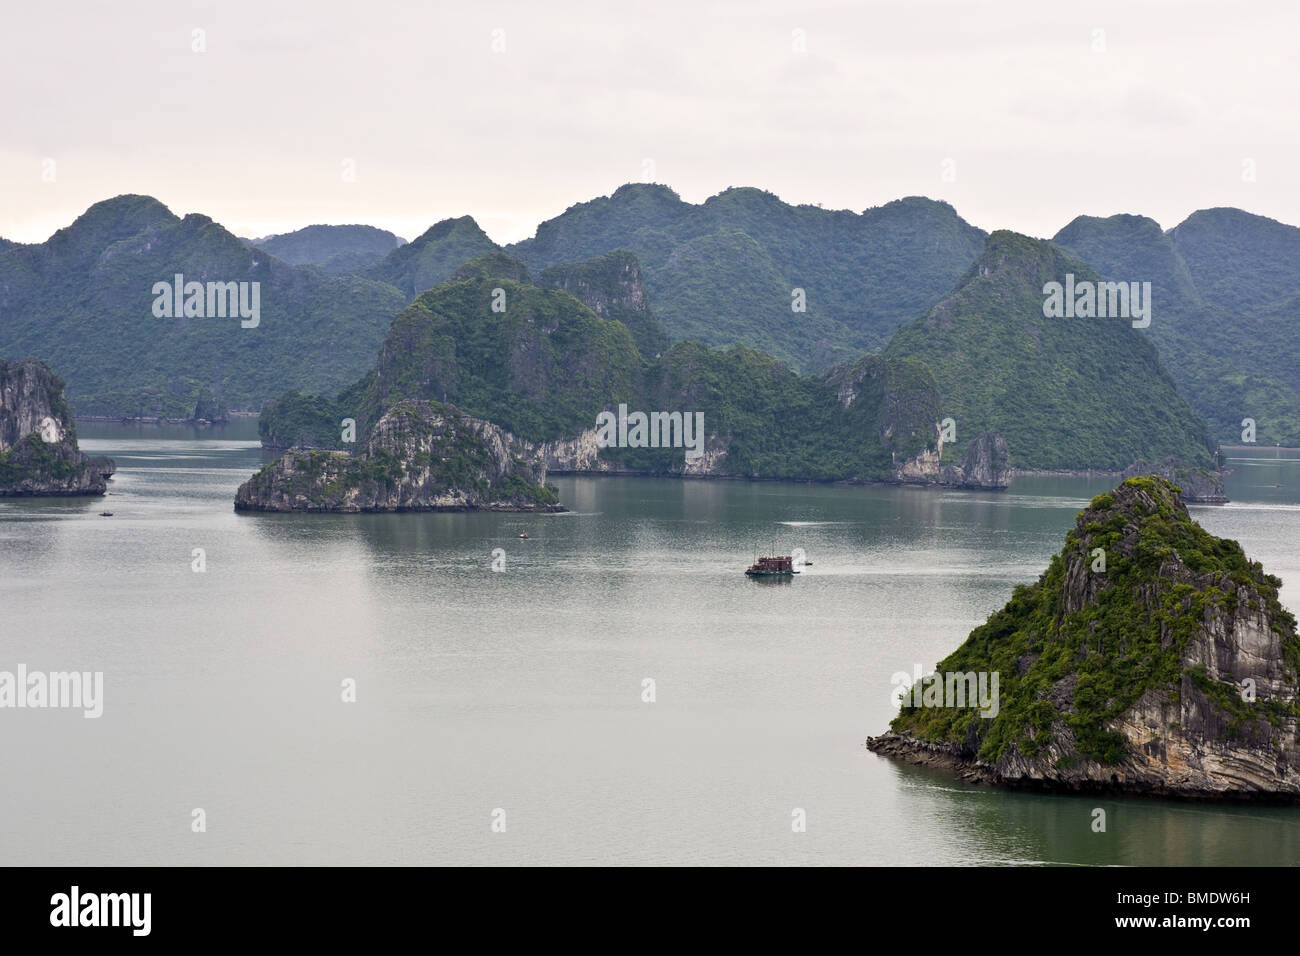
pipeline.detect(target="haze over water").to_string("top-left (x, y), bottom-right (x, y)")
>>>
top-left (3, 423), bottom-right (1299, 866)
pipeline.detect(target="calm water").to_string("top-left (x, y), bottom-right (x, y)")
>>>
top-left (3, 424), bottom-right (1300, 866)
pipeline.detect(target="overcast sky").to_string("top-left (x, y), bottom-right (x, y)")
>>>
top-left (2, 0), bottom-right (1296, 245)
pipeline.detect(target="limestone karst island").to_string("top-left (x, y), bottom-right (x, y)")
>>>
top-left (869, 477), bottom-right (1300, 801)
top-left (0, 358), bottom-right (114, 497)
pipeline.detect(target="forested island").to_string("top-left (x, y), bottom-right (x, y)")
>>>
top-left (869, 476), bottom-right (1300, 800)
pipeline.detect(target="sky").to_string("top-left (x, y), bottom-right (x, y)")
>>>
top-left (2, 0), bottom-right (1297, 245)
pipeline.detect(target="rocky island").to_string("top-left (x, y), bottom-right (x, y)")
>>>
top-left (254, 251), bottom-right (1014, 495)
top-left (868, 476), bottom-right (1300, 800)
top-left (0, 358), bottom-right (114, 496)
top-left (235, 399), bottom-right (563, 513)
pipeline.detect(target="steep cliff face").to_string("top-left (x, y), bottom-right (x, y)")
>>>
top-left (823, 354), bottom-right (1007, 488)
top-left (536, 425), bottom-right (733, 477)
top-left (191, 386), bottom-right (230, 424)
top-left (938, 431), bottom-right (1012, 489)
top-left (536, 428), bottom-right (622, 474)
top-left (234, 400), bottom-right (562, 513)
top-left (894, 445), bottom-right (942, 482)
top-left (868, 476), bottom-right (1300, 799)
top-left (829, 355), bottom-right (936, 447)
top-left (0, 358), bottom-right (111, 496)
top-left (540, 250), bottom-right (668, 359)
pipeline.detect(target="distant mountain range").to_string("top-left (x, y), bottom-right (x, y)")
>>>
top-left (507, 184), bottom-right (989, 371)
top-left (258, 236), bottom-right (1215, 483)
top-left (247, 224), bottom-right (407, 275)
top-left (252, 249), bottom-right (988, 503)
top-left (1053, 207), bottom-right (1300, 447)
top-left (2, 186), bottom-right (1298, 465)
top-left (0, 196), bottom-right (404, 418)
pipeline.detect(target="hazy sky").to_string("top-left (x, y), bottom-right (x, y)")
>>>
top-left (3, 0), bottom-right (1296, 245)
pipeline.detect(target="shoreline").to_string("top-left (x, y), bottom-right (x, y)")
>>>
top-left (1221, 444), bottom-right (1300, 453)
top-left (543, 468), bottom-right (1011, 491)
top-left (243, 457), bottom-right (1227, 497)
top-left (552, 469), bottom-right (1230, 501)
top-left (234, 502), bottom-right (567, 515)
top-left (1009, 467), bottom-right (1124, 478)
top-left (865, 732), bottom-right (1300, 805)
top-left (75, 410), bottom-right (258, 425)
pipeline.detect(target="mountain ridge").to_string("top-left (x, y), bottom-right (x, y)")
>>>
top-left (0, 195), bottom-right (406, 418)
top-left (883, 230), bottom-right (1218, 472)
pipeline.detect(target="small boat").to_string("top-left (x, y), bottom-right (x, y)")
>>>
top-left (99, 512), bottom-right (113, 517)
top-left (518, 531), bottom-right (529, 539)
top-left (745, 555), bottom-right (798, 577)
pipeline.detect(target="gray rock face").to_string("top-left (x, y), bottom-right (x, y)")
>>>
top-left (539, 250), bottom-right (667, 358)
top-left (235, 400), bottom-right (563, 513)
top-left (897, 429), bottom-right (1011, 489)
top-left (535, 428), bottom-right (622, 474)
top-left (0, 358), bottom-right (111, 496)
top-left (535, 415), bottom-right (1005, 489)
top-left (544, 252), bottom-right (648, 316)
top-left (535, 426), bottom-right (732, 477)
top-left (938, 430), bottom-right (1011, 489)
top-left (894, 444), bottom-right (942, 483)
top-left (1, 357), bottom-right (70, 449)
top-left (88, 456), bottom-right (117, 478)
top-left (1122, 458), bottom-right (1227, 503)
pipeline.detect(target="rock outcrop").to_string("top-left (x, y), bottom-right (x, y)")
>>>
top-left (235, 399), bottom-right (563, 513)
top-left (0, 358), bottom-right (111, 496)
top-left (868, 476), bottom-right (1300, 800)
top-left (892, 429), bottom-right (1011, 489)
top-left (541, 250), bottom-right (668, 361)
top-left (534, 428), bottom-right (630, 474)
top-left (1122, 458), bottom-right (1226, 503)
top-left (938, 430), bottom-right (1012, 489)
top-left (88, 456), bottom-right (116, 478)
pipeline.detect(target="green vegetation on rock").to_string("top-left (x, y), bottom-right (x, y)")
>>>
top-left (884, 231), bottom-right (1216, 470)
top-left (0, 432), bottom-right (77, 485)
top-left (236, 399), bottom-right (560, 512)
top-left (0, 357), bottom-right (110, 495)
top-left (250, 224), bottom-right (406, 275)
top-left (359, 274), bottom-right (644, 443)
top-left (891, 476), bottom-right (1300, 766)
top-left (260, 260), bottom-right (954, 484)
top-left (1054, 208), bottom-right (1300, 446)
top-left (540, 250), bottom-right (669, 360)
top-left (508, 184), bottom-right (988, 372)
top-left (366, 216), bottom-right (499, 298)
